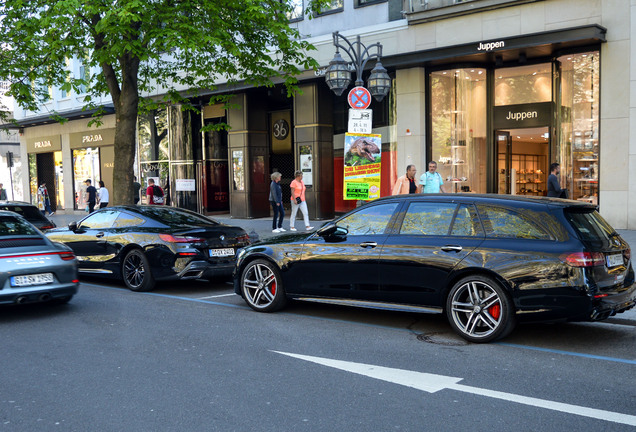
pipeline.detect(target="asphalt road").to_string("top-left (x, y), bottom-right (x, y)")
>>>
top-left (1, 278), bottom-right (634, 431)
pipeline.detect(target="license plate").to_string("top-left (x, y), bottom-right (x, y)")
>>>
top-left (209, 248), bottom-right (235, 257)
top-left (606, 254), bottom-right (623, 268)
top-left (11, 273), bottom-right (54, 287)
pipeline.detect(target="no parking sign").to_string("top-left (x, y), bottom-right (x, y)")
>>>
top-left (348, 86), bottom-right (371, 109)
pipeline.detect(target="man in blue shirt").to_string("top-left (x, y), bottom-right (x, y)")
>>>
top-left (420, 161), bottom-right (445, 193)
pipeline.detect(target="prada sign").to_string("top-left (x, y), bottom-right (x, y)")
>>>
top-left (27, 135), bottom-right (61, 153)
top-left (493, 102), bottom-right (553, 129)
top-left (70, 128), bottom-right (115, 149)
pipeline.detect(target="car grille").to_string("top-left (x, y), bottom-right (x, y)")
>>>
top-left (0, 238), bottom-right (47, 248)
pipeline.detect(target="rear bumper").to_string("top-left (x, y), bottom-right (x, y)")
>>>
top-left (590, 284), bottom-right (636, 320)
top-left (155, 260), bottom-right (234, 282)
top-left (0, 284), bottom-right (79, 305)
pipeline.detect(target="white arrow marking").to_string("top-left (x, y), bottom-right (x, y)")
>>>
top-left (273, 351), bottom-right (636, 427)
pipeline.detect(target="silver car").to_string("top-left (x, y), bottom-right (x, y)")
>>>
top-left (0, 210), bottom-right (79, 305)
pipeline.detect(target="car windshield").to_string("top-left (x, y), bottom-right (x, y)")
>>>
top-left (139, 207), bottom-right (219, 227)
top-left (0, 215), bottom-right (40, 236)
top-left (564, 209), bottom-right (615, 248)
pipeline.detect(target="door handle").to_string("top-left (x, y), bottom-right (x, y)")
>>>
top-left (96, 232), bottom-right (105, 238)
top-left (360, 241), bottom-right (378, 248)
top-left (441, 245), bottom-right (462, 252)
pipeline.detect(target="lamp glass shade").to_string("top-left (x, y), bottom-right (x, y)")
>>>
top-left (368, 61), bottom-right (391, 102)
top-left (325, 52), bottom-right (351, 96)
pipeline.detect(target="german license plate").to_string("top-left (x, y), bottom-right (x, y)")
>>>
top-left (11, 273), bottom-right (54, 287)
top-left (209, 248), bottom-right (235, 257)
top-left (606, 254), bottom-right (623, 268)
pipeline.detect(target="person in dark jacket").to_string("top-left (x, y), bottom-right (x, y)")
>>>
top-left (547, 162), bottom-right (567, 198)
top-left (269, 172), bottom-right (286, 233)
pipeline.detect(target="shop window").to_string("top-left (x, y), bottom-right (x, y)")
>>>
top-left (138, 108), bottom-right (169, 163)
top-left (232, 150), bottom-right (245, 191)
top-left (494, 63), bottom-right (552, 106)
top-left (429, 68), bottom-right (487, 194)
top-left (73, 148), bottom-right (100, 210)
top-left (558, 52), bottom-right (599, 205)
top-left (399, 202), bottom-right (456, 236)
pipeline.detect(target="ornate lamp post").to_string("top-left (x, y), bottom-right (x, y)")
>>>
top-left (324, 31), bottom-right (391, 102)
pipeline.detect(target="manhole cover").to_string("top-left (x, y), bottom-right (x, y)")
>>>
top-left (417, 332), bottom-right (468, 346)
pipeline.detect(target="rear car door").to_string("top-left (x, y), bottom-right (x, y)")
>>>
top-left (377, 201), bottom-right (485, 307)
top-left (297, 201), bottom-right (400, 299)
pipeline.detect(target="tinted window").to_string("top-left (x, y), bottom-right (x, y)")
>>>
top-left (138, 207), bottom-right (218, 226)
top-left (451, 204), bottom-right (484, 237)
top-left (564, 209), bottom-right (614, 246)
top-left (477, 205), bottom-right (551, 240)
top-left (337, 203), bottom-right (398, 235)
top-left (113, 212), bottom-right (144, 228)
top-left (80, 210), bottom-right (119, 229)
top-left (0, 215), bottom-right (39, 236)
top-left (0, 205), bottom-right (45, 221)
top-left (400, 202), bottom-right (456, 235)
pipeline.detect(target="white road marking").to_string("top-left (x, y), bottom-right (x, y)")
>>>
top-left (198, 293), bottom-right (236, 299)
top-left (273, 351), bottom-right (636, 427)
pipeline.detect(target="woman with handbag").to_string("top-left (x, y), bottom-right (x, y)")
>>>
top-left (289, 171), bottom-right (313, 231)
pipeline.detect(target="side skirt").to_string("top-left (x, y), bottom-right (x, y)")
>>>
top-left (293, 297), bottom-right (443, 314)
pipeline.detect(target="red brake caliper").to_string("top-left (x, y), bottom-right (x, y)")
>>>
top-left (488, 304), bottom-right (501, 320)
top-left (270, 281), bottom-right (276, 296)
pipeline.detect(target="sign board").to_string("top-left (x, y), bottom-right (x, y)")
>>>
top-left (493, 102), bottom-right (553, 129)
top-left (343, 133), bottom-right (382, 201)
top-left (175, 179), bottom-right (196, 191)
top-left (348, 109), bottom-right (372, 134)
top-left (348, 86), bottom-right (372, 109)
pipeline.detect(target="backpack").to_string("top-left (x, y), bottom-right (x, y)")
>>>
top-left (152, 185), bottom-right (164, 204)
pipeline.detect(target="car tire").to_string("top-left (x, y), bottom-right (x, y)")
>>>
top-left (122, 249), bottom-right (155, 292)
top-left (446, 275), bottom-right (515, 343)
top-left (240, 259), bottom-right (286, 312)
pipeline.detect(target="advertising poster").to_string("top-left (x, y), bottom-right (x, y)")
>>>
top-left (343, 133), bottom-right (381, 200)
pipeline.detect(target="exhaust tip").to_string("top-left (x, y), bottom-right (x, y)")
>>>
top-left (38, 293), bottom-right (51, 302)
top-left (15, 296), bottom-right (28, 304)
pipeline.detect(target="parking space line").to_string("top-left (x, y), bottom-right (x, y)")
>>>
top-left (198, 293), bottom-right (236, 299)
top-left (497, 342), bottom-right (636, 365)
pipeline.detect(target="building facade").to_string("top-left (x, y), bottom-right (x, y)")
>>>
top-left (13, 0), bottom-right (636, 228)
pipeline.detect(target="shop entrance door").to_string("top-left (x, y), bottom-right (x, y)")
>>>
top-left (496, 127), bottom-right (549, 196)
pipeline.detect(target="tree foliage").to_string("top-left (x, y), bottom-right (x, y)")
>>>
top-left (0, 0), bottom-right (325, 204)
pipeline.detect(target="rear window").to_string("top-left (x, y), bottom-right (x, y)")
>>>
top-left (0, 205), bottom-right (45, 221)
top-left (140, 207), bottom-right (218, 226)
top-left (564, 209), bottom-right (615, 246)
top-left (0, 215), bottom-right (40, 236)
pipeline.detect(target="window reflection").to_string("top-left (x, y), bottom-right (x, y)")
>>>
top-left (338, 203), bottom-right (397, 235)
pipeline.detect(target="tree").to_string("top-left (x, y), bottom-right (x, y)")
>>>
top-left (0, 0), bottom-right (325, 205)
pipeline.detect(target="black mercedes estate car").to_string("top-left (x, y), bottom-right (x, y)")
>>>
top-left (233, 194), bottom-right (635, 343)
top-left (46, 206), bottom-right (250, 292)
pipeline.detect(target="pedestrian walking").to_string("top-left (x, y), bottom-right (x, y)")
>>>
top-left (392, 164), bottom-right (420, 195)
top-left (547, 162), bottom-right (567, 198)
top-left (84, 179), bottom-right (97, 213)
top-left (133, 176), bottom-right (141, 204)
top-left (269, 172), bottom-right (286, 233)
top-left (37, 181), bottom-right (54, 216)
top-left (420, 161), bottom-right (446, 193)
top-left (97, 180), bottom-right (109, 208)
top-left (146, 178), bottom-right (165, 205)
top-left (0, 183), bottom-right (7, 201)
top-left (289, 170), bottom-right (313, 231)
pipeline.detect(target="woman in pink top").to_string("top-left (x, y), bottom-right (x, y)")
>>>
top-left (289, 170), bottom-right (313, 231)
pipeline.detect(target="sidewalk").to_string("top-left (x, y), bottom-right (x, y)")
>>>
top-left (48, 210), bottom-right (636, 324)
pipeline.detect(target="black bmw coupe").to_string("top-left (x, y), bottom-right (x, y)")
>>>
top-left (46, 206), bottom-right (250, 291)
top-left (234, 194), bottom-right (636, 343)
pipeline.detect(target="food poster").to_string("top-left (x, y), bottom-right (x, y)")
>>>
top-left (343, 133), bottom-right (381, 200)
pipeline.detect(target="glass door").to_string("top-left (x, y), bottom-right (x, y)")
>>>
top-left (497, 127), bottom-right (549, 196)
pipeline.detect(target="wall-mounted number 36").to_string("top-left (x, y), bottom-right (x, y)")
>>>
top-left (273, 119), bottom-right (289, 140)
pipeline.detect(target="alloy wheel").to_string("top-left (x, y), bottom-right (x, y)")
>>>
top-left (449, 280), bottom-right (504, 340)
top-left (241, 260), bottom-right (285, 312)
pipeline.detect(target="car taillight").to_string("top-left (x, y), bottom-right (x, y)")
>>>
top-left (40, 225), bottom-right (55, 231)
top-left (59, 251), bottom-right (76, 261)
top-left (237, 234), bottom-right (250, 244)
top-left (1, 251), bottom-right (75, 260)
top-left (159, 234), bottom-right (205, 243)
top-left (560, 252), bottom-right (605, 267)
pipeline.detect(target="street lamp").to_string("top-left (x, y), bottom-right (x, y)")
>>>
top-left (324, 31), bottom-right (391, 102)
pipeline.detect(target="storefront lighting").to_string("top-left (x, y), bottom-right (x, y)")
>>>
top-left (325, 31), bottom-right (390, 102)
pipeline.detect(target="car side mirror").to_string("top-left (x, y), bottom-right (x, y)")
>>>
top-left (68, 221), bottom-right (78, 232)
top-left (317, 223), bottom-right (338, 237)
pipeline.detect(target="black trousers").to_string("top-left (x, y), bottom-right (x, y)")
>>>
top-left (271, 201), bottom-right (284, 229)
top-left (88, 201), bottom-right (96, 213)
